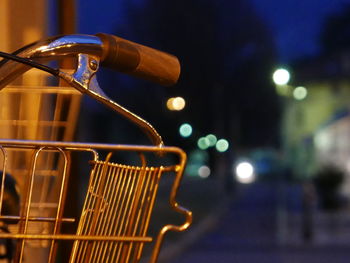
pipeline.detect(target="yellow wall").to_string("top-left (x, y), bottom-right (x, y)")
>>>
top-left (3, 0), bottom-right (47, 52)
top-left (282, 79), bottom-right (350, 178)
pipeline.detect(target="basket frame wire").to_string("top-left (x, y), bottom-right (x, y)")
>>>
top-left (0, 139), bottom-right (192, 263)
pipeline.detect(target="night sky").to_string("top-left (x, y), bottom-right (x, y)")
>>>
top-left (78, 0), bottom-right (348, 64)
top-left (75, 0), bottom-right (350, 149)
top-left (251, 0), bottom-right (347, 63)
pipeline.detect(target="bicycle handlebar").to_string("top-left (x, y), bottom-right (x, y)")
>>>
top-left (0, 33), bottom-right (176, 146)
top-left (0, 34), bottom-right (180, 88)
top-left (96, 33), bottom-right (180, 86)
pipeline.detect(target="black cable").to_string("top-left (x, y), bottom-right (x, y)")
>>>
top-left (0, 51), bottom-right (59, 76)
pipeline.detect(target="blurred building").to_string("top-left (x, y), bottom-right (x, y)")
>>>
top-left (282, 51), bottom-right (350, 194)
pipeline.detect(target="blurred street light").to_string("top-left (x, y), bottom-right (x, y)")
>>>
top-left (179, 123), bottom-right (193, 137)
top-left (293, 86), bottom-right (307, 100)
top-left (206, 134), bottom-right (217, 147)
top-left (215, 139), bottom-right (229, 152)
top-left (198, 165), bottom-right (211, 178)
top-left (197, 137), bottom-right (210, 150)
top-left (272, 68), bottom-right (290, 85)
top-left (166, 96), bottom-right (186, 111)
top-left (235, 161), bottom-right (256, 184)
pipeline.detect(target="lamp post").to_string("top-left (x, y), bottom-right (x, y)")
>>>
top-left (272, 68), bottom-right (290, 85)
top-left (272, 68), bottom-right (293, 97)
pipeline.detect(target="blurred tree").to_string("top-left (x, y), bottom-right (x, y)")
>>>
top-left (314, 165), bottom-right (345, 211)
top-left (320, 4), bottom-right (350, 54)
top-left (98, 0), bottom-right (280, 149)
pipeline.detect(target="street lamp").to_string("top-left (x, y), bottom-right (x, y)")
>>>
top-left (272, 68), bottom-right (290, 85)
top-left (235, 161), bottom-right (256, 184)
top-left (293, 86), bottom-right (307, 100)
top-left (215, 139), bottom-right (229, 152)
top-left (272, 68), bottom-right (292, 96)
top-left (166, 97), bottom-right (186, 111)
top-left (179, 123), bottom-right (193, 137)
top-left (197, 137), bottom-right (210, 150)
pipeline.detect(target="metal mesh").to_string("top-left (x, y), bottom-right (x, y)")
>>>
top-left (0, 141), bottom-right (190, 263)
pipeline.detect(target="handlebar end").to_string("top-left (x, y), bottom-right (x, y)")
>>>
top-left (96, 33), bottom-right (180, 86)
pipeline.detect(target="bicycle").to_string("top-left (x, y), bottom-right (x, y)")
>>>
top-left (0, 33), bottom-right (192, 263)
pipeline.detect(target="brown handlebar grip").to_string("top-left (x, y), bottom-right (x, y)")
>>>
top-left (96, 33), bottom-right (180, 86)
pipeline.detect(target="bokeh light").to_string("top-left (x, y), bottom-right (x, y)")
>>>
top-left (198, 165), bottom-right (211, 178)
top-left (166, 97), bottom-right (186, 111)
top-left (206, 134), bottom-right (217, 147)
top-left (235, 161), bottom-right (256, 184)
top-left (197, 137), bottom-right (210, 150)
top-left (293, 86), bottom-right (307, 100)
top-left (215, 139), bottom-right (229, 152)
top-left (272, 68), bottom-right (290, 85)
top-left (179, 123), bottom-right (193, 137)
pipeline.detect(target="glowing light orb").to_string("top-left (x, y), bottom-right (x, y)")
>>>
top-left (206, 134), bottom-right (217, 147)
top-left (293, 86), bottom-right (307, 100)
top-left (166, 97), bottom-right (186, 111)
top-left (198, 165), bottom-right (211, 178)
top-left (197, 137), bottom-right (210, 150)
top-left (235, 162), bottom-right (256, 184)
top-left (215, 139), bottom-right (229, 152)
top-left (273, 68), bottom-right (290, 85)
top-left (179, 123), bottom-right (193, 137)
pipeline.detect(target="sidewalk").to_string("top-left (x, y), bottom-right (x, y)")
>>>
top-left (163, 181), bottom-right (350, 263)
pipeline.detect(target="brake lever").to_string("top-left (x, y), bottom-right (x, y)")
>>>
top-left (58, 54), bottom-right (164, 147)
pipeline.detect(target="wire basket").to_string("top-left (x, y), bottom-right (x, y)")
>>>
top-left (0, 33), bottom-right (192, 263)
top-left (0, 140), bottom-right (190, 263)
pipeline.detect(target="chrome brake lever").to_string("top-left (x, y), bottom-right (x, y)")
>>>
top-left (0, 33), bottom-right (164, 146)
top-left (58, 54), bottom-right (164, 147)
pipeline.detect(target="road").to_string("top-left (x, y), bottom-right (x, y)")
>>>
top-left (167, 182), bottom-right (350, 263)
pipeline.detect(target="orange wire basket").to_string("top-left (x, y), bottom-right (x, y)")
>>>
top-left (0, 140), bottom-right (191, 263)
top-left (0, 33), bottom-right (192, 263)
